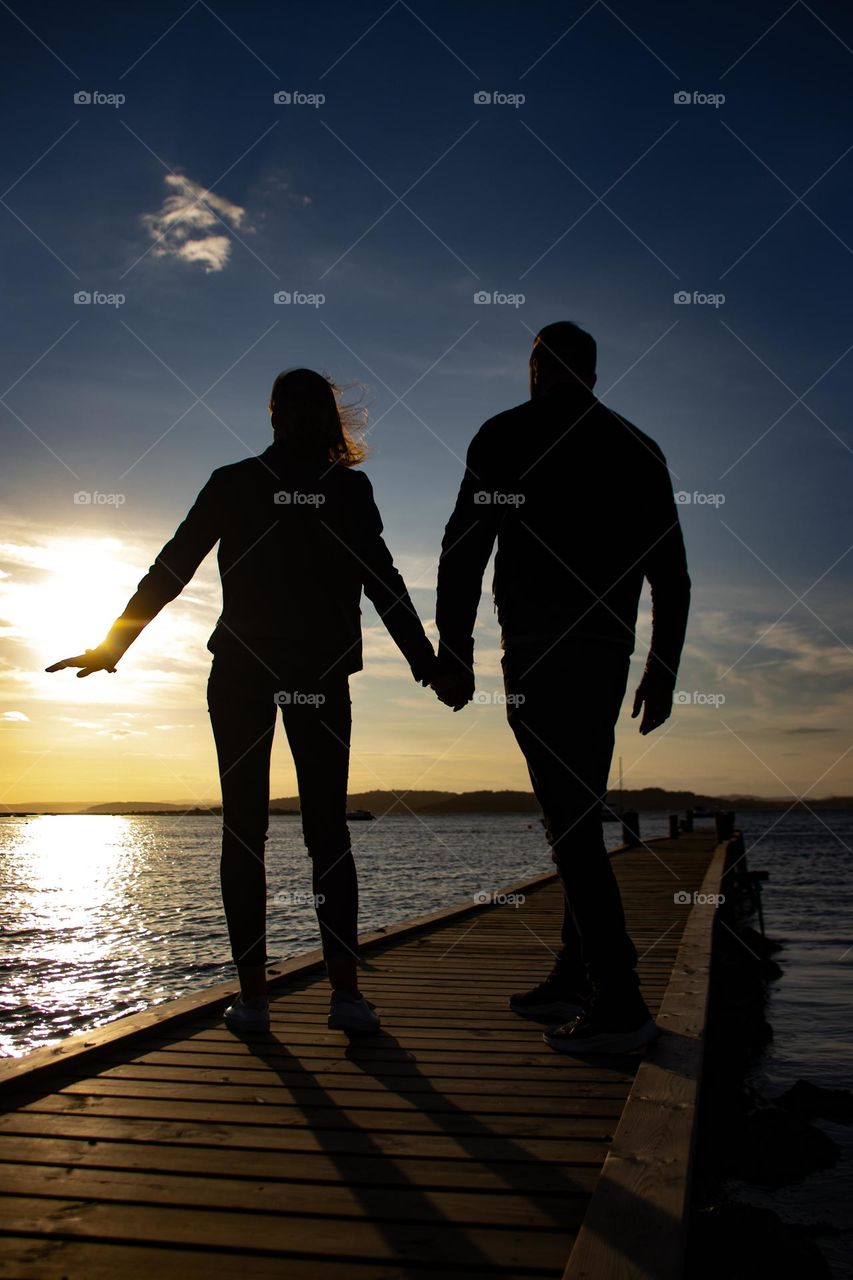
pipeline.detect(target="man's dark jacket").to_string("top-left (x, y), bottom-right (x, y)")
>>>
top-left (435, 385), bottom-right (691, 682)
top-left (105, 440), bottom-right (435, 681)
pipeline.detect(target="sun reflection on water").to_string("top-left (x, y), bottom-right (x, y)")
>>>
top-left (0, 816), bottom-right (157, 1055)
top-left (13, 815), bottom-right (142, 945)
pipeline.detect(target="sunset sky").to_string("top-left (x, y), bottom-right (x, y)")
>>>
top-left (1, 0), bottom-right (852, 805)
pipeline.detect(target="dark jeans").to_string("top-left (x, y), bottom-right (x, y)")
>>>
top-left (502, 638), bottom-right (639, 997)
top-left (207, 643), bottom-right (357, 970)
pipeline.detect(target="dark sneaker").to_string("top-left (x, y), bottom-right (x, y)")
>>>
top-left (509, 975), bottom-right (590, 1021)
top-left (544, 998), bottom-right (658, 1055)
top-left (328, 993), bottom-right (381, 1034)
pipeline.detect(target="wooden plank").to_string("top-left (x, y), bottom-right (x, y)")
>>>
top-left (74, 1049), bottom-right (634, 1084)
top-left (0, 1235), bottom-right (543, 1280)
top-left (0, 1194), bottom-right (576, 1271)
top-left (10, 1076), bottom-right (629, 1117)
top-left (562, 838), bottom-right (731, 1280)
top-left (3, 1041), bottom-right (636, 1072)
top-left (0, 1162), bottom-right (591, 1230)
top-left (0, 1111), bottom-right (611, 1165)
top-left (0, 1134), bottom-right (604, 1193)
top-left (3, 1092), bottom-right (619, 1140)
top-left (26, 1060), bottom-right (632, 1097)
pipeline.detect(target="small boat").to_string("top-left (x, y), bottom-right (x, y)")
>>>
top-left (346, 809), bottom-right (375, 821)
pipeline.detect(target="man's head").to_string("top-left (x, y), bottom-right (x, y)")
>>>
top-left (529, 322), bottom-right (597, 398)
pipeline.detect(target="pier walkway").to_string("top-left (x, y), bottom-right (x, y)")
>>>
top-left (0, 829), bottom-right (726, 1279)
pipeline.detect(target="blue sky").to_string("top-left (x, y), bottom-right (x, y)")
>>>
top-left (1, 0), bottom-right (852, 804)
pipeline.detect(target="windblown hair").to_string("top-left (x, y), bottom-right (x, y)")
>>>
top-left (269, 367), bottom-right (368, 466)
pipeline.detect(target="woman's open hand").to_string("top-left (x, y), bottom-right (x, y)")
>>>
top-left (45, 646), bottom-right (119, 678)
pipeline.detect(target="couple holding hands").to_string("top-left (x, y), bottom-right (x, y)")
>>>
top-left (48, 321), bottom-right (690, 1055)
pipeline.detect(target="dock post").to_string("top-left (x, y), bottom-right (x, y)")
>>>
top-left (683, 808), bottom-right (694, 833)
top-left (669, 813), bottom-right (679, 839)
top-left (715, 810), bottom-right (735, 842)
top-left (621, 810), bottom-right (641, 847)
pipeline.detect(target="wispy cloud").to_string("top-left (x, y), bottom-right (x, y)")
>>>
top-left (141, 173), bottom-right (247, 273)
top-left (782, 727), bottom-right (838, 735)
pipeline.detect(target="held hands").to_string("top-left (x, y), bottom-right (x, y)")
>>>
top-left (422, 648), bottom-right (475, 712)
top-left (631, 668), bottom-right (674, 735)
top-left (45, 645), bottom-right (121, 678)
top-left (430, 667), bottom-right (475, 712)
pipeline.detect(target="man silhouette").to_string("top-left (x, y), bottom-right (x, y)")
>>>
top-left (432, 322), bottom-right (691, 1053)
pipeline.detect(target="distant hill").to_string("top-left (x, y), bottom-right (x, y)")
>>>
top-left (3, 789), bottom-right (853, 816)
top-left (273, 790), bottom-right (543, 815)
top-left (82, 801), bottom-right (192, 814)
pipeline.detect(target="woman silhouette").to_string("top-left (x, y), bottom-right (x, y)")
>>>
top-left (48, 369), bottom-right (437, 1034)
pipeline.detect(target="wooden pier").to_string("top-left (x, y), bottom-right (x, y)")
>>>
top-left (0, 829), bottom-right (726, 1279)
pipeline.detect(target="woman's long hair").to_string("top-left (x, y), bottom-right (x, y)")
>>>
top-left (269, 368), bottom-right (367, 467)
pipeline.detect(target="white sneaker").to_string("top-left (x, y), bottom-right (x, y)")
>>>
top-left (223, 993), bottom-right (270, 1034)
top-left (328, 993), bottom-right (381, 1034)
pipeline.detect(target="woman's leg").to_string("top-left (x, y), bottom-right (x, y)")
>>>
top-left (279, 675), bottom-right (358, 994)
top-left (207, 654), bottom-right (276, 1002)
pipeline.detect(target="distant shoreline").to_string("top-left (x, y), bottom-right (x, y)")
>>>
top-left (3, 787), bottom-right (852, 817)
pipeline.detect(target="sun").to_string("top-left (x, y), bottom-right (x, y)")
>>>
top-left (2, 536), bottom-right (138, 665)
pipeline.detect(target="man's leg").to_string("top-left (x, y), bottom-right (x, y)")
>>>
top-left (503, 642), bottom-right (639, 1000)
top-left (207, 654), bottom-right (276, 1002)
top-left (516, 750), bottom-right (588, 993)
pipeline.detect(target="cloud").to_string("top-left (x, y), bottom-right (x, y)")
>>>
top-left (1, 710), bottom-right (28, 721)
top-left (142, 174), bottom-right (247, 273)
top-left (781, 726), bottom-right (838, 735)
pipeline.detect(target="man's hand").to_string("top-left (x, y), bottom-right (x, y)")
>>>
top-left (431, 667), bottom-right (475, 712)
top-left (46, 645), bottom-right (120, 678)
top-left (631, 670), bottom-right (673, 735)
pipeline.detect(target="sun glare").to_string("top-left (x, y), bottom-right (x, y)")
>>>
top-left (1, 537), bottom-right (135, 665)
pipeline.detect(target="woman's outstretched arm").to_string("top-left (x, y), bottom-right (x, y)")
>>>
top-left (46, 471), bottom-right (223, 677)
